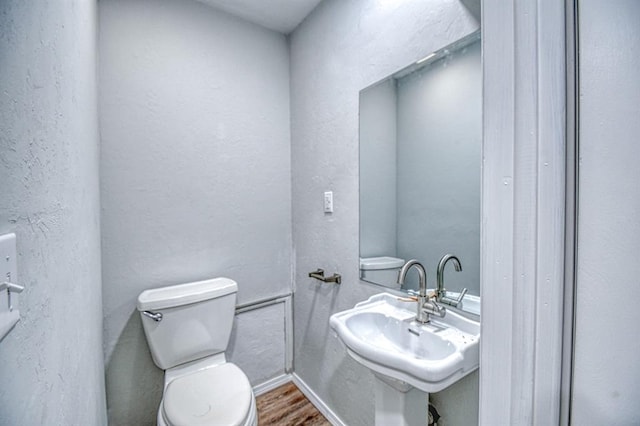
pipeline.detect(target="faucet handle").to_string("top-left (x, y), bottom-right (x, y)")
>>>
top-left (441, 288), bottom-right (468, 308)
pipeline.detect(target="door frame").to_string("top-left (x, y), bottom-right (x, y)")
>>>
top-left (479, 0), bottom-right (574, 424)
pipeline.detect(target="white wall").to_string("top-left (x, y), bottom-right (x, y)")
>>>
top-left (290, 0), bottom-right (479, 424)
top-left (396, 40), bottom-right (481, 295)
top-left (99, 0), bottom-right (291, 423)
top-left (0, 1), bottom-right (107, 424)
top-left (227, 302), bottom-right (288, 386)
top-left (572, 1), bottom-right (640, 423)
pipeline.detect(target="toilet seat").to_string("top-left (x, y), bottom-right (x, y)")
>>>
top-left (162, 363), bottom-right (253, 426)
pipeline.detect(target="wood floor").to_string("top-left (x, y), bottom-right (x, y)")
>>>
top-left (256, 382), bottom-right (331, 426)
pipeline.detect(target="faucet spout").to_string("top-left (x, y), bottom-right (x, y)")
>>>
top-left (436, 254), bottom-right (466, 308)
top-left (398, 259), bottom-right (444, 323)
top-left (398, 259), bottom-right (427, 296)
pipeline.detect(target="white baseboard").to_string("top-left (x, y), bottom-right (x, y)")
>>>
top-left (292, 373), bottom-right (347, 426)
top-left (253, 373), bottom-right (292, 396)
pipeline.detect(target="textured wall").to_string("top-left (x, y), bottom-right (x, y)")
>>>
top-left (227, 302), bottom-right (287, 386)
top-left (0, 1), bottom-right (107, 424)
top-left (573, 0), bottom-right (640, 423)
top-left (99, 0), bottom-right (291, 423)
top-left (290, 1), bottom-right (479, 424)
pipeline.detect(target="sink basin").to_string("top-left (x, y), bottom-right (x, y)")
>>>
top-left (330, 292), bottom-right (479, 393)
top-left (345, 312), bottom-right (457, 361)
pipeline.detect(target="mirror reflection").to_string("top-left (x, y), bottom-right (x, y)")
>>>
top-left (359, 31), bottom-right (481, 314)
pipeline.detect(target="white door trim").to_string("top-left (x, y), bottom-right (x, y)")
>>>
top-left (480, 0), bottom-right (568, 424)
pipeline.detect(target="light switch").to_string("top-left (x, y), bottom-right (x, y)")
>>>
top-left (0, 233), bottom-right (20, 342)
top-left (324, 191), bottom-right (334, 213)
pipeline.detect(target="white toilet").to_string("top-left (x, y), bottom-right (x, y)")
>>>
top-left (137, 277), bottom-right (257, 426)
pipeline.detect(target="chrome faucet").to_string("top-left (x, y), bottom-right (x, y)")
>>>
top-left (397, 259), bottom-right (445, 323)
top-left (436, 254), bottom-right (467, 308)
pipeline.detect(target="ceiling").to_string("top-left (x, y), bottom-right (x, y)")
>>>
top-left (197, 0), bottom-right (324, 34)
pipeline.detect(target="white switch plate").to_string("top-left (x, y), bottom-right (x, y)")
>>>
top-left (324, 191), bottom-right (334, 213)
top-left (0, 233), bottom-right (20, 342)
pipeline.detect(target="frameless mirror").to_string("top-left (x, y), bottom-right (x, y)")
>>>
top-left (359, 31), bottom-right (481, 315)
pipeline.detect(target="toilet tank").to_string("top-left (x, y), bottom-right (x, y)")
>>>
top-left (137, 277), bottom-right (238, 370)
top-left (360, 256), bottom-right (405, 288)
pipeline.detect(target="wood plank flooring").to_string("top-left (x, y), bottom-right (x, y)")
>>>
top-left (256, 382), bottom-right (331, 426)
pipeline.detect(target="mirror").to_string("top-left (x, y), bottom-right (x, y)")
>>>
top-left (359, 31), bottom-right (481, 314)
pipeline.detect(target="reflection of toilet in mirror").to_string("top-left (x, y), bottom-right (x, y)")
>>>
top-left (359, 256), bottom-right (405, 288)
top-left (137, 278), bottom-right (257, 426)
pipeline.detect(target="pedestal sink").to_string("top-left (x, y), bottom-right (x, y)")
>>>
top-left (330, 293), bottom-right (480, 426)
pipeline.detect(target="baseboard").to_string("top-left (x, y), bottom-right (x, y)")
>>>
top-left (292, 373), bottom-right (347, 426)
top-left (253, 373), bottom-right (293, 396)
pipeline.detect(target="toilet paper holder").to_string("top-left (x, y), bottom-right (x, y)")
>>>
top-left (308, 268), bottom-right (341, 285)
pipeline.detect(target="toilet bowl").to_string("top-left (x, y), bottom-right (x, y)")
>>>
top-left (137, 277), bottom-right (257, 426)
top-left (157, 360), bottom-right (257, 426)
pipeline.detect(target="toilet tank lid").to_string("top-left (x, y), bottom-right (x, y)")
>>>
top-left (359, 256), bottom-right (405, 270)
top-left (137, 277), bottom-right (238, 311)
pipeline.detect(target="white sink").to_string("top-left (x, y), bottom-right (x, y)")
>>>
top-left (330, 292), bottom-right (479, 393)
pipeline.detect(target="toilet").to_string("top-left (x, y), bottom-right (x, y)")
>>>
top-left (137, 277), bottom-right (257, 426)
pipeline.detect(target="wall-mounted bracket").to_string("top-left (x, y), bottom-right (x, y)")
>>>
top-left (308, 268), bottom-right (341, 285)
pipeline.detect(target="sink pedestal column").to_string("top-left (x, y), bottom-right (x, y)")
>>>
top-left (374, 375), bottom-right (429, 426)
